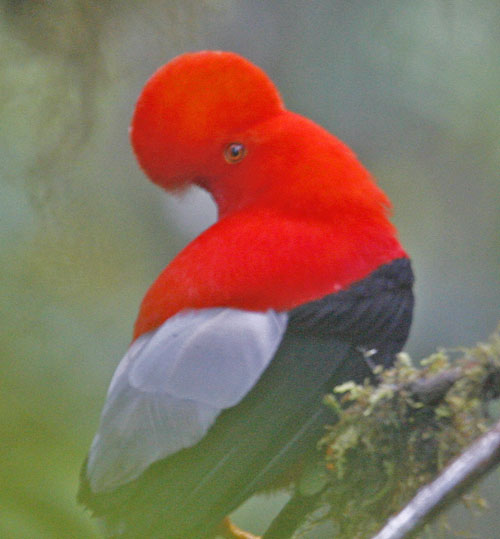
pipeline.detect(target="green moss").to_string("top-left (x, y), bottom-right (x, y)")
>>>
top-left (308, 329), bottom-right (500, 538)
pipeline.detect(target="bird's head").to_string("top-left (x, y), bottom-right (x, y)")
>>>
top-left (131, 51), bottom-right (390, 219)
top-left (130, 51), bottom-right (285, 205)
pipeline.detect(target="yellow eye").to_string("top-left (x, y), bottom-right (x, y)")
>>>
top-left (224, 143), bottom-right (247, 164)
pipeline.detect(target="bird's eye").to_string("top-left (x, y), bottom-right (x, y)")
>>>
top-left (224, 143), bottom-right (247, 164)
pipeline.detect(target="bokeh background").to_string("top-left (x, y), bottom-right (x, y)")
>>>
top-left (1, 1), bottom-right (498, 537)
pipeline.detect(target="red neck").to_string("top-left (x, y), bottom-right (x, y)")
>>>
top-left (133, 208), bottom-right (406, 339)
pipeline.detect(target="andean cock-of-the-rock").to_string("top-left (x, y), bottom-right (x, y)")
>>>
top-left (79, 51), bottom-right (414, 539)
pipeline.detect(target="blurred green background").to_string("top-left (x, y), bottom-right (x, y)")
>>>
top-left (1, 1), bottom-right (498, 537)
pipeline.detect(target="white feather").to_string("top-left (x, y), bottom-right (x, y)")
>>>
top-left (87, 308), bottom-right (288, 493)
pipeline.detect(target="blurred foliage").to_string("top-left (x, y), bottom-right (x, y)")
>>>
top-left (0, 1), bottom-right (498, 537)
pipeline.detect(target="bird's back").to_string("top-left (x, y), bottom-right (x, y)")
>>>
top-left (79, 257), bottom-right (413, 538)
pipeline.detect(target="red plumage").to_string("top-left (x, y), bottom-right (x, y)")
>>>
top-left (130, 53), bottom-right (406, 338)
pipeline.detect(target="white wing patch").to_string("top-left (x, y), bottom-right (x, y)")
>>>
top-left (87, 308), bottom-right (288, 493)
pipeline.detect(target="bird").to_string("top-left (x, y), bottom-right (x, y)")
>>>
top-left (78, 50), bottom-right (414, 539)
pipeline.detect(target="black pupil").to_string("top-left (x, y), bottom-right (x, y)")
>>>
top-left (231, 145), bottom-right (241, 157)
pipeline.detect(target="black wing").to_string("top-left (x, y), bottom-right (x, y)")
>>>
top-left (78, 257), bottom-right (414, 538)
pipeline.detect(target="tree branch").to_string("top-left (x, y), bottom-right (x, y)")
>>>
top-left (372, 418), bottom-right (500, 539)
top-left (284, 327), bottom-right (500, 538)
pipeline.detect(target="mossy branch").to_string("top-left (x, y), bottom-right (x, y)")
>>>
top-left (373, 417), bottom-right (500, 539)
top-left (271, 327), bottom-right (500, 539)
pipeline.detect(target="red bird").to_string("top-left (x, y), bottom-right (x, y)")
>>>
top-left (79, 51), bottom-right (413, 538)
